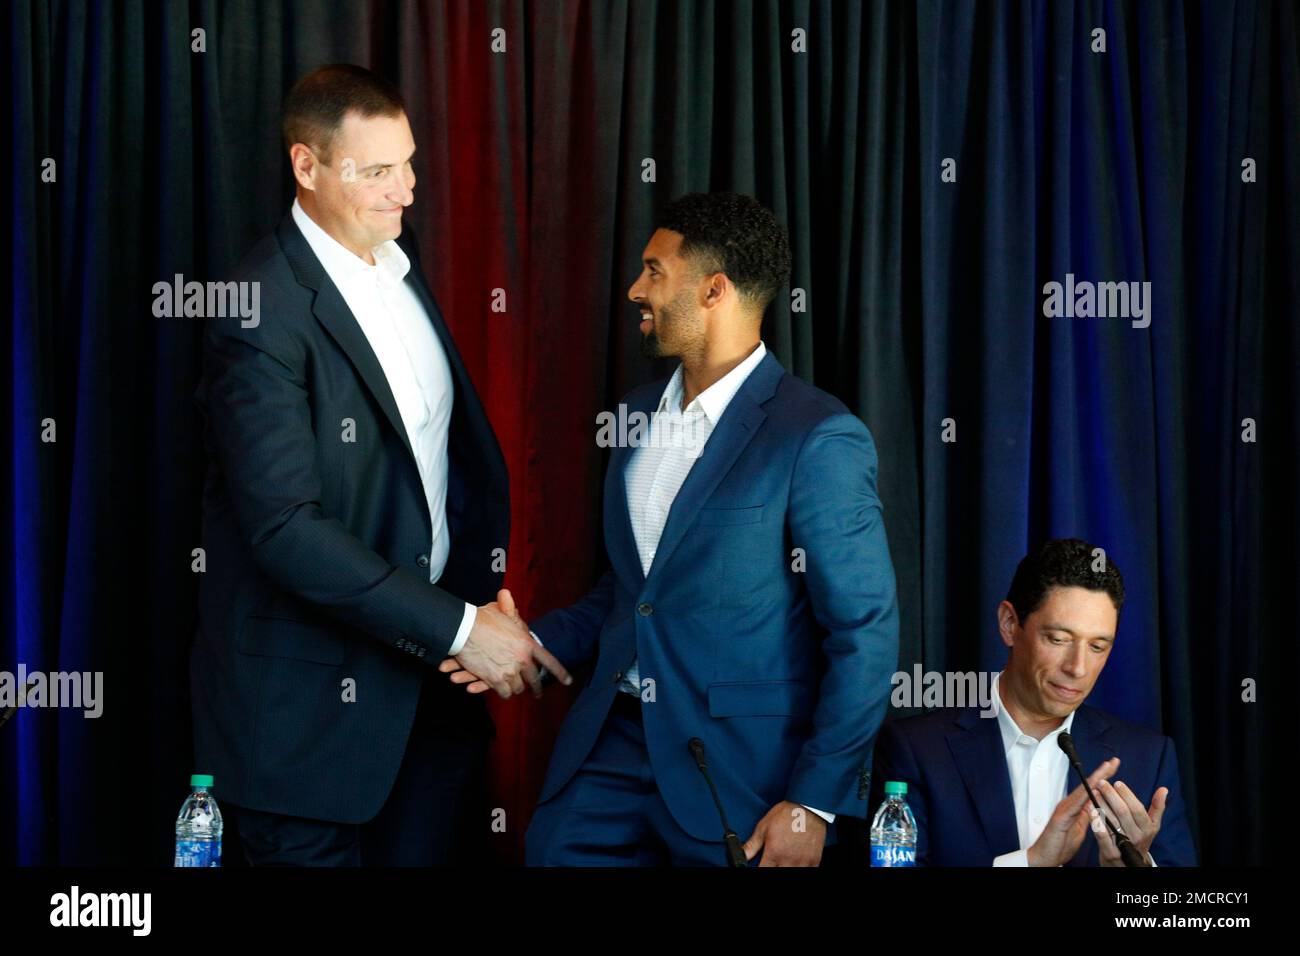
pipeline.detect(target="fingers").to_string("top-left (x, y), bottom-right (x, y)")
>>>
top-left (1056, 757), bottom-right (1119, 828)
top-left (1148, 786), bottom-right (1169, 831)
top-left (1085, 756), bottom-right (1120, 791)
top-left (1091, 806), bottom-right (1121, 863)
top-left (1108, 779), bottom-right (1151, 830)
top-left (520, 659), bottom-right (544, 698)
top-left (1097, 780), bottom-right (1140, 837)
top-left (449, 669), bottom-right (479, 684)
top-left (531, 644), bottom-right (573, 685)
top-left (498, 588), bottom-right (517, 619)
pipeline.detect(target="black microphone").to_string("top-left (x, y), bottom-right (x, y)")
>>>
top-left (688, 738), bottom-right (749, 867)
top-left (1057, 732), bottom-right (1150, 867)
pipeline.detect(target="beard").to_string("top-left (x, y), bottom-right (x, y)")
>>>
top-left (639, 287), bottom-right (696, 358)
top-left (639, 328), bottom-right (665, 358)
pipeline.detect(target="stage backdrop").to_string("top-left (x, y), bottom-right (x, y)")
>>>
top-left (5, 0), bottom-right (1297, 866)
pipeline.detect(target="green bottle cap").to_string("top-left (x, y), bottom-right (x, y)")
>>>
top-left (190, 774), bottom-right (214, 788)
top-left (884, 781), bottom-right (907, 796)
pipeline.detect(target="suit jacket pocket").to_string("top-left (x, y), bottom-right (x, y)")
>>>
top-left (695, 505), bottom-right (764, 526)
top-left (707, 679), bottom-right (812, 717)
top-left (237, 615), bottom-right (347, 666)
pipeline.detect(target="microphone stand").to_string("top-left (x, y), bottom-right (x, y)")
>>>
top-left (1058, 732), bottom-right (1150, 868)
top-left (688, 738), bottom-right (748, 867)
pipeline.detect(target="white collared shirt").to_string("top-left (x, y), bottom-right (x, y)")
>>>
top-left (990, 671), bottom-right (1075, 866)
top-left (291, 199), bottom-right (476, 653)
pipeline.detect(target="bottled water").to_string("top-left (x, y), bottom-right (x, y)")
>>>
top-left (174, 773), bottom-right (223, 867)
top-left (870, 780), bottom-right (917, 866)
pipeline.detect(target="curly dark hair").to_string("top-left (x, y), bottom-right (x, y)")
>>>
top-left (655, 193), bottom-right (792, 313)
top-left (1006, 538), bottom-right (1126, 623)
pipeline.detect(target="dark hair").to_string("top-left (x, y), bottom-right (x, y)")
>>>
top-left (1005, 538), bottom-right (1126, 623)
top-left (655, 192), bottom-right (792, 313)
top-left (282, 64), bottom-right (406, 164)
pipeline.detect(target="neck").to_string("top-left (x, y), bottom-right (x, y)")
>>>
top-left (998, 671), bottom-right (1064, 741)
top-left (679, 336), bottom-right (760, 409)
top-left (298, 192), bottom-right (376, 265)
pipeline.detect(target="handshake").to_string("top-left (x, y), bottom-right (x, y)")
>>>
top-left (438, 589), bottom-right (572, 699)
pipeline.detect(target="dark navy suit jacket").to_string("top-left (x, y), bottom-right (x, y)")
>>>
top-left (530, 352), bottom-right (900, 842)
top-left (871, 704), bottom-right (1198, 866)
top-left (190, 211), bottom-right (509, 824)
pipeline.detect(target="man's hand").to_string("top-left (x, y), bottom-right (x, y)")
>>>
top-left (742, 801), bottom-right (827, 867)
top-left (1091, 780), bottom-right (1166, 866)
top-left (1026, 757), bottom-right (1120, 867)
top-left (439, 589), bottom-right (571, 698)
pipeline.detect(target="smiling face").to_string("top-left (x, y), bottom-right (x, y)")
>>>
top-left (997, 585), bottom-right (1117, 731)
top-left (290, 109), bottom-right (416, 261)
top-left (626, 228), bottom-right (708, 360)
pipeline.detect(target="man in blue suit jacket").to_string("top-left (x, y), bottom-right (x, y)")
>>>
top-left (870, 539), bottom-right (1197, 866)
top-left (445, 193), bottom-right (899, 866)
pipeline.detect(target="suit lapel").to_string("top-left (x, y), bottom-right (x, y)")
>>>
top-left (277, 213), bottom-right (418, 468)
top-left (604, 386), bottom-right (660, 589)
top-left (642, 353), bottom-right (782, 588)
top-left (947, 709), bottom-right (1020, 857)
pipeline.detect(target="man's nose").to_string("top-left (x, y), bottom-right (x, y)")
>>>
top-left (628, 277), bottom-right (645, 302)
top-left (1062, 645), bottom-right (1088, 676)
top-left (392, 173), bottom-right (414, 206)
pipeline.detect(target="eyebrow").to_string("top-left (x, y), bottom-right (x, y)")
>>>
top-left (644, 257), bottom-right (664, 269)
top-left (356, 146), bottom-right (417, 175)
top-left (1042, 624), bottom-right (1114, 642)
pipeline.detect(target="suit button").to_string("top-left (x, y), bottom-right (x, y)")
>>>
top-left (416, 554), bottom-right (430, 568)
top-left (637, 602), bottom-right (653, 616)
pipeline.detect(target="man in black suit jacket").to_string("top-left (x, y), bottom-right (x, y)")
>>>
top-left (191, 64), bottom-right (566, 865)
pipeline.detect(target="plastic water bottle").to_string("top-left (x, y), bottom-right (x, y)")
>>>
top-left (174, 773), bottom-right (223, 867)
top-left (870, 780), bottom-right (917, 866)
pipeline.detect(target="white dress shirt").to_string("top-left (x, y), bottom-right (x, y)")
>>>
top-left (291, 199), bottom-right (477, 653)
top-left (990, 671), bottom-right (1075, 866)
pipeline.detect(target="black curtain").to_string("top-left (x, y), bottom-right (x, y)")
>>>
top-left (5, 0), bottom-right (1296, 866)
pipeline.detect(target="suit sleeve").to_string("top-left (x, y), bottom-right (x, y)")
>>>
top-left (201, 311), bottom-right (468, 660)
top-left (529, 568), bottom-right (616, 673)
top-left (783, 413), bottom-right (901, 819)
top-left (1148, 735), bottom-right (1198, 866)
top-left (870, 721), bottom-right (932, 865)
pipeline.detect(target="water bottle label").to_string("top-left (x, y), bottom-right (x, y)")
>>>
top-left (174, 839), bottom-right (221, 867)
top-left (871, 843), bottom-right (916, 867)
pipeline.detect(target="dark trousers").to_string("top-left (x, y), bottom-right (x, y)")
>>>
top-left (229, 673), bottom-right (490, 866)
top-left (525, 692), bottom-right (750, 867)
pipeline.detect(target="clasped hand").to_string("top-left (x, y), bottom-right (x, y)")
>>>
top-left (439, 589), bottom-right (571, 699)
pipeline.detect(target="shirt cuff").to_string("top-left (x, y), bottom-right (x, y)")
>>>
top-left (801, 805), bottom-right (835, 824)
top-left (447, 602), bottom-right (476, 655)
top-left (993, 850), bottom-right (1030, 867)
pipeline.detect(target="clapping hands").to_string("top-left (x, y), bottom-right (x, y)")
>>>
top-left (439, 589), bottom-right (571, 699)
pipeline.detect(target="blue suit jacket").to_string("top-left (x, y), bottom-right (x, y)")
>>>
top-left (530, 351), bottom-right (900, 842)
top-left (870, 704), bottom-right (1198, 866)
